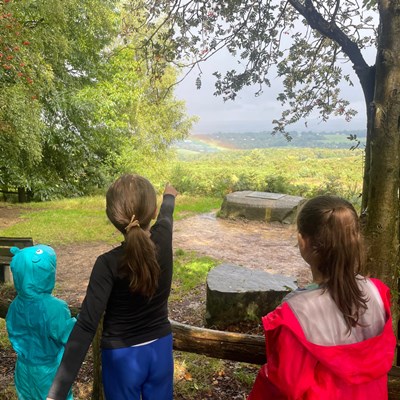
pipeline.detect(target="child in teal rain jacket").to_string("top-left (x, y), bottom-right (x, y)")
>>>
top-left (6, 244), bottom-right (76, 400)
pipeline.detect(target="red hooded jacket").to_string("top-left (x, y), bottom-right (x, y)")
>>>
top-left (248, 278), bottom-right (396, 400)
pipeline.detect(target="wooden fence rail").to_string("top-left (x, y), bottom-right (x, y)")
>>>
top-left (0, 297), bottom-right (399, 399)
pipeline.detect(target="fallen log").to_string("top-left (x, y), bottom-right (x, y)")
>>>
top-left (171, 319), bottom-right (266, 364)
top-left (171, 319), bottom-right (400, 381)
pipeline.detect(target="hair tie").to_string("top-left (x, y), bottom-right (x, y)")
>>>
top-left (125, 215), bottom-right (140, 232)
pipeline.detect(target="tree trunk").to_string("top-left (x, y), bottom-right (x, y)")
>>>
top-left (363, 1), bottom-right (400, 340)
top-left (361, 87), bottom-right (374, 213)
top-left (17, 187), bottom-right (27, 203)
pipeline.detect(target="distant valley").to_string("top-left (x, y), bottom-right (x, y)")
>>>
top-left (174, 130), bottom-right (366, 153)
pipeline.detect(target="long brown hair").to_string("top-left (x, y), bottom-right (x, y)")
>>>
top-left (297, 195), bottom-right (367, 331)
top-left (106, 174), bottom-right (160, 297)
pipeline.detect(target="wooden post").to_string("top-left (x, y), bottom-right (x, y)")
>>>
top-left (91, 319), bottom-right (104, 400)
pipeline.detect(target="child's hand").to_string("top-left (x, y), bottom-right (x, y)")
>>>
top-left (164, 183), bottom-right (178, 198)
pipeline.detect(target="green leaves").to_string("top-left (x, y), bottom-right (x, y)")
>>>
top-left (134, 0), bottom-right (376, 133)
top-left (1, 0), bottom-right (194, 200)
top-left (362, 0), bottom-right (377, 10)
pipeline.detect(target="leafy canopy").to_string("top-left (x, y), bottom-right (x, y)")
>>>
top-left (128, 0), bottom-right (378, 133)
top-left (0, 0), bottom-right (194, 200)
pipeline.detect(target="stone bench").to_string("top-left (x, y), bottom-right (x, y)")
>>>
top-left (205, 263), bottom-right (298, 329)
top-left (219, 191), bottom-right (304, 224)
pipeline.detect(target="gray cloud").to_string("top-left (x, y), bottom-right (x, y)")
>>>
top-left (175, 50), bottom-right (369, 134)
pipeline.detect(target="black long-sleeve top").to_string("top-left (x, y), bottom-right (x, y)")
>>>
top-left (48, 194), bottom-right (175, 399)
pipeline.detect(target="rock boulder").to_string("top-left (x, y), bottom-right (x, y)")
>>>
top-left (205, 263), bottom-right (298, 329)
top-left (219, 191), bottom-right (304, 224)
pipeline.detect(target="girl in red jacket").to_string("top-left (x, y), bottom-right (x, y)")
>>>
top-left (248, 195), bottom-right (396, 400)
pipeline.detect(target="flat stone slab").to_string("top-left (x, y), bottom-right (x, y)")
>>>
top-left (205, 263), bottom-right (298, 329)
top-left (219, 191), bottom-right (304, 224)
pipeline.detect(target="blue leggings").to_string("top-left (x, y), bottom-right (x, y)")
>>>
top-left (101, 334), bottom-right (173, 400)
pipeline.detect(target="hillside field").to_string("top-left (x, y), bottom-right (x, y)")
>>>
top-left (170, 144), bottom-right (364, 206)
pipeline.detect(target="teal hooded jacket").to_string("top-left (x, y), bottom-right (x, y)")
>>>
top-left (6, 244), bottom-right (76, 400)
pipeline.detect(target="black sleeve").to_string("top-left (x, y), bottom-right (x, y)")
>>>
top-left (152, 194), bottom-right (175, 232)
top-left (48, 256), bottom-right (114, 400)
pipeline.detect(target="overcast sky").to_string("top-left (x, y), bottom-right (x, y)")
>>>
top-left (175, 50), bottom-right (372, 135)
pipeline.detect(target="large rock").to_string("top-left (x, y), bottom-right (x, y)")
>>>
top-left (205, 263), bottom-right (298, 329)
top-left (219, 191), bottom-right (304, 224)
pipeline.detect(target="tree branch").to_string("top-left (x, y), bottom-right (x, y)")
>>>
top-left (287, 0), bottom-right (374, 102)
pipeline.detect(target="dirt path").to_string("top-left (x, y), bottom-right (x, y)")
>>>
top-left (50, 211), bottom-right (311, 307)
top-left (173, 212), bottom-right (311, 282)
top-left (0, 207), bottom-right (21, 229)
top-left (0, 209), bottom-right (311, 306)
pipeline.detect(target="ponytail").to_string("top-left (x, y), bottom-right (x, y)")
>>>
top-left (122, 226), bottom-right (160, 297)
top-left (297, 196), bottom-right (367, 332)
top-left (106, 174), bottom-right (160, 297)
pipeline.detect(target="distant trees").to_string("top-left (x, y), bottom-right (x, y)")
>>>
top-left (0, 0), bottom-right (193, 200)
top-left (192, 130), bottom-right (367, 150)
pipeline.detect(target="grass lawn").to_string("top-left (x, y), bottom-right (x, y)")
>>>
top-left (0, 195), bottom-right (222, 245)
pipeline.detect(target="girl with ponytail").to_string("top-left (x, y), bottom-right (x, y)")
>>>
top-left (248, 195), bottom-right (396, 400)
top-left (48, 174), bottom-right (178, 400)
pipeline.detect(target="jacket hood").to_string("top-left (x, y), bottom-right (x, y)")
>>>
top-left (303, 317), bottom-right (394, 384)
top-left (10, 244), bottom-right (56, 299)
top-left (263, 280), bottom-right (396, 385)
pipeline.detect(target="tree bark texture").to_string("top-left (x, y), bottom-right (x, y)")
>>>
top-left (171, 319), bottom-right (266, 364)
top-left (360, 66), bottom-right (376, 213)
top-left (363, 0), bottom-right (400, 338)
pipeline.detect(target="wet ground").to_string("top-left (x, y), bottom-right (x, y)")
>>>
top-left (0, 209), bottom-right (312, 306)
top-left (173, 212), bottom-right (311, 284)
top-left (51, 211), bottom-right (311, 307)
